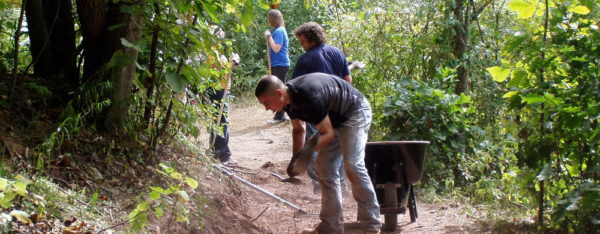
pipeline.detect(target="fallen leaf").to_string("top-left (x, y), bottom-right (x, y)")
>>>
top-left (10, 210), bottom-right (32, 224)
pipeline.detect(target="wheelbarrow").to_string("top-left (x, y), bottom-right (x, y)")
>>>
top-left (365, 141), bottom-right (429, 232)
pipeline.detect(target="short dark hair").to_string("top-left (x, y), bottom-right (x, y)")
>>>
top-left (293, 22), bottom-right (326, 45)
top-left (255, 75), bottom-right (283, 98)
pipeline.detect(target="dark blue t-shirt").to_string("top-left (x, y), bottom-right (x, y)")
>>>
top-left (284, 73), bottom-right (364, 128)
top-left (270, 27), bottom-right (290, 67)
top-left (291, 44), bottom-right (350, 79)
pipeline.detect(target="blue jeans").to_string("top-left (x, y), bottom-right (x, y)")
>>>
top-left (306, 124), bottom-right (346, 194)
top-left (316, 98), bottom-right (381, 233)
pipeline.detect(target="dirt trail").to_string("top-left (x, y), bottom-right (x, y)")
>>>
top-left (223, 103), bottom-right (480, 233)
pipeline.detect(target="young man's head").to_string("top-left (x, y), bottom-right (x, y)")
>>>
top-left (255, 75), bottom-right (286, 112)
top-left (268, 9), bottom-right (285, 28)
top-left (293, 22), bottom-right (327, 51)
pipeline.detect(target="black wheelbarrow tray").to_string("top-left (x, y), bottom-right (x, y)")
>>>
top-left (365, 141), bottom-right (429, 232)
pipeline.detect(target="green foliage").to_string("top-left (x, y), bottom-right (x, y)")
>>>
top-left (128, 163), bottom-right (199, 231)
top-left (0, 175), bottom-right (31, 209)
top-left (490, 0), bottom-right (600, 229)
top-left (382, 78), bottom-right (476, 188)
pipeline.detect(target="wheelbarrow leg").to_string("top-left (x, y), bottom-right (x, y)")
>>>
top-left (408, 185), bottom-right (418, 222)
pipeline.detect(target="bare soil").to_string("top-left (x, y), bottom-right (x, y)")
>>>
top-left (202, 102), bottom-right (482, 233)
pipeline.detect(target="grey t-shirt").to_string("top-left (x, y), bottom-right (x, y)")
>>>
top-left (284, 73), bottom-right (364, 128)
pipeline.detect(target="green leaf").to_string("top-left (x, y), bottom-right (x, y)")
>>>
top-left (503, 91), bottom-right (520, 99)
top-left (486, 66), bottom-right (511, 82)
top-left (523, 94), bottom-right (545, 104)
top-left (165, 72), bottom-right (189, 93)
top-left (508, 0), bottom-right (536, 19)
top-left (176, 190), bottom-right (189, 201)
top-left (120, 38), bottom-right (142, 52)
top-left (508, 70), bottom-right (529, 88)
top-left (154, 207), bottom-right (164, 218)
top-left (13, 182), bottom-right (28, 196)
top-left (544, 93), bottom-right (564, 106)
top-left (9, 210), bottom-right (32, 224)
top-left (0, 192), bottom-right (17, 208)
top-left (185, 177), bottom-right (198, 189)
top-left (176, 212), bottom-right (188, 222)
top-left (169, 172), bottom-right (183, 180)
top-left (240, 9), bottom-right (253, 26)
top-left (107, 50), bottom-right (134, 68)
top-left (136, 201), bottom-right (149, 211)
top-left (569, 5), bottom-right (590, 15)
top-left (149, 191), bottom-right (161, 200)
top-left (200, 1), bottom-right (219, 23)
top-left (150, 187), bottom-right (164, 193)
top-left (0, 178), bottom-right (7, 191)
top-left (14, 175), bottom-right (32, 184)
top-left (455, 93), bottom-right (471, 105)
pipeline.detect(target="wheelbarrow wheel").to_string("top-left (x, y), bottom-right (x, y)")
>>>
top-left (382, 182), bottom-right (398, 232)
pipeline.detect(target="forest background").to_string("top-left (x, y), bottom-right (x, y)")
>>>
top-left (0, 0), bottom-right (598, 232)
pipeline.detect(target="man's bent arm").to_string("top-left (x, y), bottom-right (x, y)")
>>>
top-left (291, 119), bottom-right (306, 156)
top-left (314, 116), bottom-right (336, 152)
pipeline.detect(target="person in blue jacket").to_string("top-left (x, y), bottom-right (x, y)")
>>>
top-left (263, 9), bottom-right (290, 124)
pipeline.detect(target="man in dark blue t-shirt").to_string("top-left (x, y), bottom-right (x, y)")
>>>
top-left (255, 73), bottom-right (381, 234)
top-left (291, 22), bottom-right (351, 195)
top-left (291, 22), bottom-right (351, 83)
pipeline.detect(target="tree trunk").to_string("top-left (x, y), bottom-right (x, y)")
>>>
top-left (25, 0), bottom-right (76, 84)
top-left (76, 0), bottom-right (106, 80)
top-left (103, 0), bottom-right (145, 132)
top-left (43, 0), bottom-right (77, 83)
top-left (25, 0), bottom-right (54, 77)
top-left (453, 0), bottom-right (470, 94)
top-left (143, 3), bottom-right (162, 129)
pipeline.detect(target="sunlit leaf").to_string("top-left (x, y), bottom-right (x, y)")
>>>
top-left (508, 70), bottom-right (529, 88)
top-left (169, 172), bottom-right (183, 180)
top-left (0, 178), bottom-right (7, 191)
top-left (136, 201), bottom-right (149, 211)
top-left (185, 177), bottom-right (198, 189)
top-left (455, 93), bottom-right (471, 104)
top-left (503, 91), bottom-right (520, 98)
top-left (487, 66), bottom-right (511, 82)
top-left (0, 192), bottom-right (17, 208)
top-left (508, 0), bottom-right (536, 19)
top-left (150, 187), bottom-right (164, 193)
top-left (13, 182), bottom-right (28, 196)
top-left (241, 9), bottom-right (253, 26)
top-left (149, 191), bottom-right (161, 200)
top-left (14, 175), bottom-right (32, 184)
top-left (154, 207), bottom-right (164, 218)
top-left (9, 210), bottom-right (32, 224)
top-left (523, 94), bottom-right (545, 104)
top-left (176, 212), bottom-right (188, 222)
top-left (569, 5), bottom-right (590, 15)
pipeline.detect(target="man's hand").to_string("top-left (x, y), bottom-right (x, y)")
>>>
top-left (264, 30), bottom-right (271, 38)
top-left (229, 53), bottom-right (240, 66)
top-left (287, 134), bottom-right (319, 178)
top-left (286, 154), bottom-right (299, 178)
